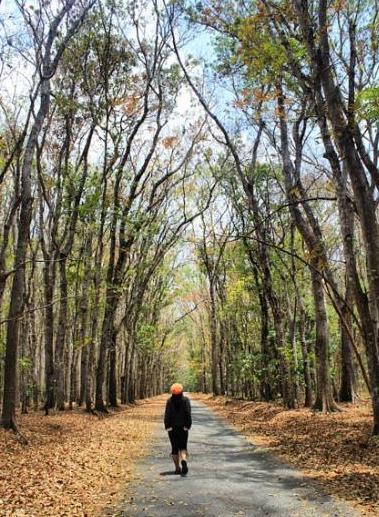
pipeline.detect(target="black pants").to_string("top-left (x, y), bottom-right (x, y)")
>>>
top-left (168, 427), bottom-right (188, 455)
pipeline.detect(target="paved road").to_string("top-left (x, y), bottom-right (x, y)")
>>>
top-left (117, 398), bottom-right (360, 517)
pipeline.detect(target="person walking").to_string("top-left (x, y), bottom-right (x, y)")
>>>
top-left (164, 383), bottom-right (192, 475)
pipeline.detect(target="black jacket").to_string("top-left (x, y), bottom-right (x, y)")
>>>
top-left (164, 395), bottom-right (192, 430)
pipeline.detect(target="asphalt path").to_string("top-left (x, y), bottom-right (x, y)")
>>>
top-left (117, 398), bottom-right (360, 517)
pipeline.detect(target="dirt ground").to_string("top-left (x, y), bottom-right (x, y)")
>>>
top-left (0, 397), bottom-right (165, 517)
top-left (195, 394), bottom-right (379, 515)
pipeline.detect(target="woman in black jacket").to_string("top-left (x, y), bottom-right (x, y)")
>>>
top-left (164, 383), bottom-right (192, 475)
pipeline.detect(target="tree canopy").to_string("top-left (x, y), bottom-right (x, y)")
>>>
top-left (1, 0), bottom-right (379, 437)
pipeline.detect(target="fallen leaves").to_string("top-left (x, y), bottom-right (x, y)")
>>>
top-left (0, 397), bottom-right (165, 516)
top-left (196, 394), bottom-right (379, 515)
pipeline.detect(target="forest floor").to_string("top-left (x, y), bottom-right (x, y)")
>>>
top-left (195, 394), bottom-right (379, 515)
top-left (0, 396), bottom-right (164, 517)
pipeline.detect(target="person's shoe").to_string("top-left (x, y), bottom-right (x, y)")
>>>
top-left (175, 467), bottom-right (181, 475)
top-left (181, 460), bottom-right (188, 475)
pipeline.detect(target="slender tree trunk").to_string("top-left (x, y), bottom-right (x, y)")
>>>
top-left (298, 299), bottom-right (313, 407)
top-left (121, 334), bottom-right (130, 404)
top-left (20, 317), bottom-right (29, 414)
top-left (311, 270), bottom-right (337, 411)
top-left (274, 313), bottom-right (295, 408)
top-left (209, 284), bottom-right (219, 396)
top-left (78, 239), bottom-right (91, 406)
top-left (128, 343), bottom-right (136, 403)
top-left (86, 303), bottom-right (98, 413)
top-left (29, 270), bottom-right (39, 409)
top-left (218, 323), bottom-right (226, 396)
top-left (55, 255), bottom-right (68, 410)
top-left (42, 249), bottom-right (56, 412)
top-left (259, 289), bottom-right (271, 401)
top-left (339, 273), bottom-right (357, 402)
top-left (69, 348), bottom-right (80, 409)
top-left (108, 330), bottom-right (118, 407)
top-left (96, 297), bottom-right (119, 410)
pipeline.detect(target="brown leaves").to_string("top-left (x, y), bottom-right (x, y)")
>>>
top-left (113, 94), bottom-right (142, 116)
top-left (161, 136), bottom-right (179, 149)
top-left (197, 394), bottom-right (379, 515)
top-left (234, 88), bottom-right (275, 109)
top-left (0, 397), bottom-right (164, 516)
top-left (122, 95), bottom-right (140, 116)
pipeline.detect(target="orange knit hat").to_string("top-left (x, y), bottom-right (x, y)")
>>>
top-left (170, 383), bottom-right (183, 395)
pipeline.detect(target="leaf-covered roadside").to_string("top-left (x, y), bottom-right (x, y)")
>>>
top-left (0, 397), bottom-right (165, 517)
top-left (197, 395), bottom-right (379, 515)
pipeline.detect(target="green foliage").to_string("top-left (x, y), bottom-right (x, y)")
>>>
top-left (356, 86), bottom-right (379, 121)
top-left (18, 357), bottom-right (32, 372)
top-left (73, 337), bottom-right (92, 350)
top-left (137, 323), bottom-right (156, 351)
top-left (66, 261), bottom-right (85, 285)
top-left (237, 18), bottom-right (287, 81)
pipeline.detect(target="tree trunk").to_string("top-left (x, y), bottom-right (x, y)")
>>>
top-left (55, 255), bottom-right (68, 410)
top-left (274, 314), bottom-right (295, 409)
top-left (128, 344), bottom-right (136, 403)
top-left (209, 284), bottom-right (220, 396)
top-left (311, 270), bottom-right (337, 411)
top-left (259, 289), bottom-right (272, 401)
top-left (69, 348), bottom-right (80, 410)
top-left (108, 330), bottom-right (118, 407)
top-left (339, 274), bottom-right (356, 402)
top-left (298, 301), bottom-right (313, 407)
